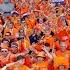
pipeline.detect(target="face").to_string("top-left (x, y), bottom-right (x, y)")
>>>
top-left (8, 23), bottom-right (13, 29)
top-left (60, 42), bottom-right (67, 52)
top-left (1, 49), bottom-right (9, 57)
top-left (11, 47), bottom-right (18, 54)
top-left (34, 12), bottom-right (39, 18)
top-left (5, 33), bottom-right (11, 40)
top-left (11, 44), bottom-right (18, 54)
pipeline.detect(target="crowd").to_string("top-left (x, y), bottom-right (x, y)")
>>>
top-left (0, 0), bottom-right (70, 70)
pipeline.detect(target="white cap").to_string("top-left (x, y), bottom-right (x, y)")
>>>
top-left (11, 11), bottom-right (19, 15)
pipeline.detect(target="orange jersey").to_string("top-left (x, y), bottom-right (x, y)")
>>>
top-left (8, 64), bottom-right (30, 70)
top-left (43, 36), bottom-right (55, 48)
top-left (24, 37), bottom-right (30, 48)
top-left (25, 18), bottom-right (36, 29)
top-left (32, 61), bottom-right (48, 70)
top-left (21, 6), bottom-right (28, 14)
top-left (54, 50), bottom-right (70, 70)
top-left (34, 43), bottom-right (43, 51)
top-left (24, 56), bottom-right (32, 67)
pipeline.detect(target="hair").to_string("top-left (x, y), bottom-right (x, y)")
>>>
top-left (21, 15), bottom-right (29, 21)
top-left (12, 12), bottom-right (19, 17)
top-left (44, 43), bottom-right (50, 47)
top-left (17, 55), bottom-right (24, 61)
top-left (50, 31), bottom-right (54, 36)
top-left (28, 50), bottom-right (33, 55)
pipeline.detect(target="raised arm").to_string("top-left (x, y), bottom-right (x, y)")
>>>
top-left (42, 46), bottom-right (53, 59)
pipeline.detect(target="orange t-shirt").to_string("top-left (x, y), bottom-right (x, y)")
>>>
top-left (66, 14), bottom-right (70, 20)
top-left (0, 54), bottom-right (10, 67)
top-left (54, 50), bottom-right (69, 69)
top-left (19, 65), bottom-right (30, 70)
top-left (32, 61), bottom-right (48, 70)
top-left (25, 18), bottom-right (36, 29)
top-left (55, 29), bottom-right (68, 41)
top-left (20, 6), bottom-right (29, 15)
top-left (34, 43), bottom-right (43, 51)
top-left (24, 56), bottom-right (32, 67)
top-left (18, 40), bottom-right (26, 53)
top-left (24, 37), bottom-right (30, 48)
top-left (9, 64), bottom-right (30, 70)
top-left (43, 36), bottom-right (54, 48)
top-left (11, 17), bottom-right (21, 30)
top-left (25, 28), bottom-right (33, 36)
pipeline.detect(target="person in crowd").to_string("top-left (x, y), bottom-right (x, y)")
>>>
top-left (0, 0), bottom-right (69, 70)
